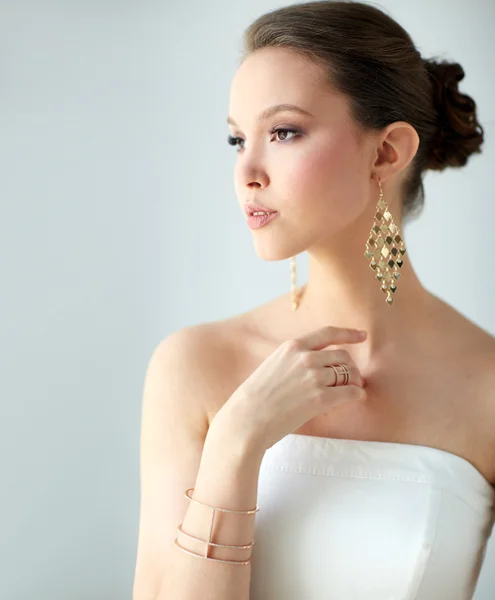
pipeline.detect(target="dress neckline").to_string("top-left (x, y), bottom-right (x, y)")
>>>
top-left (286, 432), bottom-right (495, 491)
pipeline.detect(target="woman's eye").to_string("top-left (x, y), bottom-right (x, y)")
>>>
top-left (226, 128), bottom-right (301, 152)
top-left (270, 128), bottom-right (300, 142)
top-left (227, 135), bottom-right (245, 151)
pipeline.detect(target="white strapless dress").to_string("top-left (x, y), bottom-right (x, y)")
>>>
top-left (250, 433), bottom-right (495, 600)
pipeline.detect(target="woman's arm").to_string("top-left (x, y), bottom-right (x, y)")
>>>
top-left (161, 415), bottom-right (264, 600)
top-left (133, 327), bottom-right (264, 600)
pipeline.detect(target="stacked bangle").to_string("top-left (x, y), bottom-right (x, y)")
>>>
top-left (174, 487), bottom-right (260, 565)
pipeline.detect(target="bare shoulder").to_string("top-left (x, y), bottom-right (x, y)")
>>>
top-left (159, 320), bottom-right (241, 369)
top-left (434, 295), bottom-right (495, 356)
top-left (158, 317), bottom-right (256, 427)
top-left (431, 294), bottom-right (495, 409)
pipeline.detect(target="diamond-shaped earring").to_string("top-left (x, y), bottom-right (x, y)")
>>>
top-left (291, 255), bottom-right (300, 311)
top-left (364, 178), bottom-right (407, 306)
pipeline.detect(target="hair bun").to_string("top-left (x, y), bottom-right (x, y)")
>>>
top-left (423, 58), bottom-right (484, 171)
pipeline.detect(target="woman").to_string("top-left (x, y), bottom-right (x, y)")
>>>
top-left (133, 2), bottom-right (495, 599)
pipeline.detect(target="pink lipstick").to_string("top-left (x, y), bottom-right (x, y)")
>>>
top-left (247, 212), bottom-right (279, 229)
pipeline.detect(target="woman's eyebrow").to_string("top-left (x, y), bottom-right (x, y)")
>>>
top-left (227, 103), bottom-right (315, 126)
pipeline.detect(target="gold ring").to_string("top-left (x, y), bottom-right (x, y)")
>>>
top-left (330, 364), bottom-right (349, 386)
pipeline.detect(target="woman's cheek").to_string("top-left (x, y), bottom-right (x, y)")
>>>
top-left (287, 142), bottom-right (344, 198)
top-left (286, 139), bottom-right (362, 224)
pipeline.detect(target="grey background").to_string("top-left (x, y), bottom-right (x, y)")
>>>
top-left (0, 1), bottom-right (494, 599)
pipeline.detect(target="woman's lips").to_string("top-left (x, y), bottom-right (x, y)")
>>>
top-left (246, 211), bottom-right (279, 229)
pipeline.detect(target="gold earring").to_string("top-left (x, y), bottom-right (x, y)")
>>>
top-left (364, 178), bottom-right (407, 305)
top-left (291, 255), bottom-right (299, 311)
top-left (291, 179), bottom-right (406, 310)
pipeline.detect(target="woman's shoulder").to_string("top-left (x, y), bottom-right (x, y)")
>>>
top-left (429, 293), bottom-right (495, 354)
top-left (198, 291), bottom-right (291, 348)
top-left (176, 295), bottom-right (292, 419)
top-left (431, 295), bottom-right (495, 423)
top-left (160, 313), bottom-right (264, 426)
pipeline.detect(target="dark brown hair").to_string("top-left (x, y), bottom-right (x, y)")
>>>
top-left (241, 0), bottom-right (484, 221)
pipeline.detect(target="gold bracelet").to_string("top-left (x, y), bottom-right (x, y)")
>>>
top-left (174, 538), bottom-right (252, 565)
top-left (177, 523), bottom-right (255, 549)
top-left (175, 487), bottom-right (259, 565)
top-left (184, 488), bottom-right (260, 513)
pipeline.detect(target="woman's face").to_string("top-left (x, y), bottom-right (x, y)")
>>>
top-left (227, 47), bottom-right (378, 261)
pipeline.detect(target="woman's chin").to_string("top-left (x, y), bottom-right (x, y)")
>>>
top-left (253, 246), bottom-right (301, 262)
